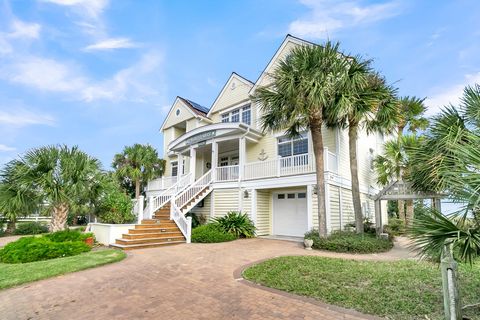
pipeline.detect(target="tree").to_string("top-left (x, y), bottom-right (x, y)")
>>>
top-left (408, 84), bottom-right (480, 263)
top-left (112, 144), bottom-right (165, 199)
top-left (324, 57), bottom-right (397, 233)
top-left (253, 41), bottom-right (349, 238)
top-left (0, 145), bottom-right (102, 232)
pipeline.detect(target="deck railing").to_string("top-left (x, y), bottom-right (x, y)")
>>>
top-left (215, 165), bottom-right (239, 182)
top-left (175, 170), bottom-right (212, 209)
top-left (146, 175), bottom-right (180, 191)
top-left (170, 201), bottom-right (192, 243)
top-left (148, 173), bottom-right (192, 218)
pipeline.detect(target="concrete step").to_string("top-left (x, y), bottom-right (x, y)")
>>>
top-left (129, 227), bottom-right (180, 234)
top-left (122, 232), bottom-right (183, 239)
top-left (135, 223), bottom-right (177, 229)
top-left (116, 236), bottom-right (185, 245)
top-left (110, 241), bottom-right (185, 250)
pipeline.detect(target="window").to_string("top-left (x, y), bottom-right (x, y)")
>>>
top-left (297, 193), bottom-right (306, 199)
top-left (219, 157), bottom-right (229, 167)
top-left (220, 104), bottom-right (251, 125)
top-left (277, 194), bottom-right (285, 199)
top-left (171, 161), bottom-right (178, 177)
top-left (241, 106), bottom-right (251, 125)
top-left (277, 133), bottom-right (308, 158)
top-left (175, 109), bottom-right (180, 116)
top-left (287, 193), bottom-right (295, 199)
top-left (231, 109), bottom-right (240, 123)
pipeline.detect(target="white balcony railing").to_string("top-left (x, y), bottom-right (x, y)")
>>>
top-left (146, 176), bottom-right (178, 191)
top-left (244, 150), bottom-right (337, 180)
top-left (216, 165), bottom-right (239, 182)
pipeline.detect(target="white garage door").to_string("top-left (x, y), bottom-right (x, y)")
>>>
top-left (273, 192), bottom-right (308, 237)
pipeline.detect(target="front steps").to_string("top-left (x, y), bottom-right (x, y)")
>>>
top-left (181, 186), bottom-right (211, 214)
top-left (111, 203), bottom-right (186, 250)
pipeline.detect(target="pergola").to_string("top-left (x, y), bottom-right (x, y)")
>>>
top-left (373, 180), bottom-right (445, 234)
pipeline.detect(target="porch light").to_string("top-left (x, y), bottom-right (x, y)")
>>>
top-left (313, 185), bottom-right (318, 195)
top-left (243, 190), bottom-right (249, 198)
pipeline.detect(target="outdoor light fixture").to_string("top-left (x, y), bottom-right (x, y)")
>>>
top-left (243, 190), bottom-right (249, 198)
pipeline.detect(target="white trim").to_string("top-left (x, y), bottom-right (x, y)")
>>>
top-left (160, 97), bottom-right (211, 132)
top-left (251, 189), bottom-right (257, 226)
top-left (325, 182), bottom-right (331, 233)
top-left (217, 99), bottom-right (251, 116)
top-left (339, 185), bottom-right (344, 230)
top-left (307, 184), bottom-right (313, 230)
top-left (207, 73), bottom-right (254, 117)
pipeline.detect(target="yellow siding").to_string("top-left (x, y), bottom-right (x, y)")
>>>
top-left (186, 118), bottom-right (197, 131)
top-left (341, 187), bottom-right (355, 227)
top-left (256, 190), bottom-right (271, 235)
top-left (256, 41), bottom-right (299, 88)
top-left (209, 75), bottom-right (252, 115)
top-left (191, 193), bottom-right (212, 220)
top-left (213, 188), bottom-right (240, 217)
top-left (163, 100), bottom-right (196, 130)
top-left (241, 191), bottom-right (252, 220)
top-left (246, 134), bottom-right (276, 163)
top-left (329, 186), bottom-right (341, 231)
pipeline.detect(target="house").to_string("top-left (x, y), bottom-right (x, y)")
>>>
top-left (109, 35), bottom-right (388, 249)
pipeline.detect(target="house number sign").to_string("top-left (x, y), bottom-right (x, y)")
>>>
top-left (185, 130), bottom-right (216, 146)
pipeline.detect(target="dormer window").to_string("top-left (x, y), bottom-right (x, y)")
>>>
top-left (220, 104), bottom-right (251, 125)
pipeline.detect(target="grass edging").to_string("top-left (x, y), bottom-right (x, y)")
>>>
top-left (0, 249), bottom-right (126, 290)
top-left (240, 255), bottom-right (480, 320)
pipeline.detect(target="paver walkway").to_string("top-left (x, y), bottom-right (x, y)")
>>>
top-left (0, 238), bottom-right (414, 320)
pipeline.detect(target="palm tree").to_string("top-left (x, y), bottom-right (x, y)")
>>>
top-left (408, 84), bottom-right (480, 263)
top-left (394, 96), bottom-right (428, 221)
top-left (112, 144), bottom-right (165, 199)
top-left (324, 57), bottom-right (398, 233)
top-left (374, 135), bottom-right (421, 225)
top-left (0, 145), bottom-right (102, 232)
top-left (253, 41), bottom-right (349, 238)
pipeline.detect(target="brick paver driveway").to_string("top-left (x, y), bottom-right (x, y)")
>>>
top-left (0, 238), bottom-right (409, 319)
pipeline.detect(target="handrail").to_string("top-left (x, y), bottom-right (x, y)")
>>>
top-left (149, 173), bottom-right (192, 217)
top-left (170, 200), bottom-right (192, 243)
top-left (175, 170), bottom-right (212, 208)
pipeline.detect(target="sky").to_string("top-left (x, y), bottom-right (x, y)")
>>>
top-left (0, 0), bottom-right (479, 170)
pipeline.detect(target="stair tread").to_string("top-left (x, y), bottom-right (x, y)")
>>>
top-left (119, 236), bottom-right (184, 242)
top-left (110, 241), bottom-right (185, 249)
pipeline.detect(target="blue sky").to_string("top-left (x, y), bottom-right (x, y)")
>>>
top-left (0, 0), bottom-right (479, 170)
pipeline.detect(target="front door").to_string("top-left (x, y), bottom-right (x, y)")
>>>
top-left (273, 191), bottom-right (308, 237)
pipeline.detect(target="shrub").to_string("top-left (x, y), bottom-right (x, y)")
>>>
top-left (67, 213), bottom-right (89, 226)
top-left (0, 236), bottom-right (91, 264)
top-left (96, 185), bottom-right (135, 224)
top-left (44, 230), bottom-right (93, 242)
top-left (191, 224), bottom-right (237, 243)
top-left (212, 211), bottom-right (255, 238)
top-left (187, 212), bottom-right (207, 228)
top-left (383, 218), bottom-right (405, 236)
top-left (13, 222), bottom-right (49, 235)
top-left (304, 230), bottom-right (393, 254)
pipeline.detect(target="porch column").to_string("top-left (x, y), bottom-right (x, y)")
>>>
top-left (239, 137), bottom-right (246, 181)
top-left (251, 189), bottom-right (257, 226)
top-left (178, 153), bottom-right (184, 178)
top-left (211, 141), bottom-right (218, 181)
top-left (189, 147), bottom-right (196, 182)
top-left (375, 199), bottom-right (382, 234)
top-left (307, 184), bottom-right (313, 230)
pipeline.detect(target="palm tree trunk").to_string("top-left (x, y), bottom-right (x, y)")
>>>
top-left (398, 200), bottom-right (406, 222)
top-left (310, 122), bottom-right (328, 238)
top-left (5, 218), bottom-right (16, 234)
top-left (50, 203), bottom-right (69, 232)
top-left (405, 199), bottom-right (414, 226)
top-left (348, 122), bottom-right (363, 234)
top-left (135, 179), bottom-right (141, 199)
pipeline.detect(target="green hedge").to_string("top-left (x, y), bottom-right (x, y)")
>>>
top-left (191, 224), bottom-right (237, 243)
top-left (0, 230), bottom-right (92, 264)
top-left (14, 222), bottom-right (49, 235)
top-left (305, 230), bottom-right (393, 254)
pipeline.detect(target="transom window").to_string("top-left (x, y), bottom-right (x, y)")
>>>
top-left (220, 104), bottom-right (251, 125)
top-left (277, 133), bottom-right (308, 158)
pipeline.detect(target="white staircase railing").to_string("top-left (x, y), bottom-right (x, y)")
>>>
top-left (170, 200), bottom-right (192, 243)
top-left (175, 170), bottom-right (212, 209)
top-left (147, 173), bottom-right (192, 219)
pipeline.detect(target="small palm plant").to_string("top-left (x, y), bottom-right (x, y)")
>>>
top-left (212, 211), bottom-right (256, 238)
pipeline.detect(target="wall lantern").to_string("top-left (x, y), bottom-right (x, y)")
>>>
top-left (206, 162), bottom-right (211, 169)
top-left (243, 190), bottom-right (249, 198)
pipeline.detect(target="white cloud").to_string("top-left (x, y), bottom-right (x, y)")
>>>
top-left (0, 144), bottom-right (16, 152)
top-left (0, 109), bottom-right (56, 127)
top-left (84, 37), bottom-right (139, 51)
top-left (0, 56), bottom-right (86, 92)
top-left (40, 0), bottom-right (109, 19)
top-left (289, 0), bottom-right (401, 38)
top-left (425, 72), bottom-right (480, 115)
top-left (8, 19), bottom-right (41, 39)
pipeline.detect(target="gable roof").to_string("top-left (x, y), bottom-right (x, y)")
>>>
top-left (207, 72), bottom-right (254, 117)
top-left (249, 34), bottom-right (314, 94)
top-left (160, 96), bottom-right (211, 131)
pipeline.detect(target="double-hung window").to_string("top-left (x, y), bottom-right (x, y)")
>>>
top-left (220, 104), bottom-right (251, 125)
top-left (277, 133), bottom-right (309, 167)
top-left (171, 161), bottom-right (178, 177)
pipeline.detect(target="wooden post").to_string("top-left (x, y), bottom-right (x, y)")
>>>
top-left (441, 244), bottom-right (462, 320)
top-left (137, 196), bottom-right (144, 224)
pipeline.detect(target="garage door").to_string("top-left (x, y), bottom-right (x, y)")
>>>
top-left (273, 192), bottom-right (308, 237)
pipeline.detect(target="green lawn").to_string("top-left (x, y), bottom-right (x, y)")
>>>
top-left (0, 249), bottom-right (126, 290)
top-left (243, 256), bottom-right (480, 320)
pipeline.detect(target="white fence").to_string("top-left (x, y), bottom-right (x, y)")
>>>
top-left (216, 165), bottom-right (239, 182)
